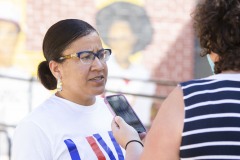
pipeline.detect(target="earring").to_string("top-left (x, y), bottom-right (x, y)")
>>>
top-left (57, 76), bottom-right (62, 92)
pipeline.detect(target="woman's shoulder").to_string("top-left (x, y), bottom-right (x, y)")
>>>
top-left (179, 73), bottom-right (240, 89)
top-left (17, 95), bottom-right (58, 125)
top-left (179, 77), bottom-right (214, 87)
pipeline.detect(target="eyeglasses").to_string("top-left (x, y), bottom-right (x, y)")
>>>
top-left (59, 49), bottom-right (111, 64)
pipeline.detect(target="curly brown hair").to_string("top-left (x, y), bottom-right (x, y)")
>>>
top-left (192, 0), bottom-right (240, 73)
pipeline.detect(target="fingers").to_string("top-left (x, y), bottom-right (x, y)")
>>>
top-left (111, 116), bottom-right (143, 149)
top-left (114, 116), bottom-right (124, 126)
top-left (112, 116), bottom-right (127, 130)
top-left (111, 117), bottom-right (119, 131)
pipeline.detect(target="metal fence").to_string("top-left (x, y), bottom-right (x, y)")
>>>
top-left (0, 123), bottom-right (15, 160)
top-left (0, 74), bottom-right (50, 159)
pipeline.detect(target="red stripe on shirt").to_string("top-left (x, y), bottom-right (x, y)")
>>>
top-left (86, 136), bottom-right (106, 160)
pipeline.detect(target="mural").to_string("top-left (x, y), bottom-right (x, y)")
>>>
top-left (96, 1), bottom-right (156, 127)
top-left (0, 1), bottom-right (22, 69)
top-left (0, 2), bottom-right (50, 158)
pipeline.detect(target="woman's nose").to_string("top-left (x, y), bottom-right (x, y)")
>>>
top-left (91, 57), bottom-right (105, 71)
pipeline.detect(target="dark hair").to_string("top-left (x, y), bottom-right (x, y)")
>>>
top-left (192, 0), bottom-right (240, 73)
top-left (96, 2), bottom-right (153, 54)
top-left (37, 19), bottom-right (97, 90)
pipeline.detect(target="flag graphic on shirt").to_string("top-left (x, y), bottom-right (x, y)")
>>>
top-left (64, 131), bottom-right (124, 160)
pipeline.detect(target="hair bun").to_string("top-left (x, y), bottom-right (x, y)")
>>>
top-left (37, 61), bottom-right (56, 90)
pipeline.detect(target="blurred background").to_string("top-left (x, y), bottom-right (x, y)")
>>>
top-left (0, 0), bottom-right (212, 159)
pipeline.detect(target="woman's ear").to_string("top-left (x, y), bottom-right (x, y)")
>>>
top-left (49, 60), bottom-right (62, 79)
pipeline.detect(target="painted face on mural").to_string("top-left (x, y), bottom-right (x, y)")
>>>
top-left (107, 20), bottom-right (137, 68)
top-left (96, 2), bottom-right (153, 69)
top-left (0, 20), bottom-right (19, 67)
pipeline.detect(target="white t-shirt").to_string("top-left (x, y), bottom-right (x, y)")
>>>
top-left (11, 95), bottom-right (125, 160)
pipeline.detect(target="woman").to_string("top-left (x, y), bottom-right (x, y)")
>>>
top-left (111, 0), bottom-right (240, 159)
top-left (12, 19), bottom-right (125, 160)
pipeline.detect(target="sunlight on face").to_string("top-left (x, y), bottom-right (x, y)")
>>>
top-left (60, 32), bottom-right (108, 100)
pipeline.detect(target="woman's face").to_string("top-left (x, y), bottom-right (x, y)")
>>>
top-left (58, 32), bottom-right (108, 104)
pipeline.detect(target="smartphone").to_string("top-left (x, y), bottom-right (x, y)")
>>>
top-left (104, 94), bottom-right (146, 133)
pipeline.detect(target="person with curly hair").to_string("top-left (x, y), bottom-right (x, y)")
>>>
top-left (111, 0), bottom-right (240, 159)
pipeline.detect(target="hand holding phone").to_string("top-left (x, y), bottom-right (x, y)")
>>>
top-left (104, 94), bottom-right (146, 133)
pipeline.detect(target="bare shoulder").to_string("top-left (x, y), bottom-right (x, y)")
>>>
top-left (141, 86), bottom-right (185, 160)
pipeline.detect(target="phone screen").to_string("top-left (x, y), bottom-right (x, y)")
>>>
top-left (106, 95), bottom-right (146, 133)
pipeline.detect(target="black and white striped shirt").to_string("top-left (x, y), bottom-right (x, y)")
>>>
top-left (180, 74), bottom-right (240, 159)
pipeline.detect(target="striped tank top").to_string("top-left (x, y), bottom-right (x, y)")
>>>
top-left (179, 74), bottom-right (240, 159)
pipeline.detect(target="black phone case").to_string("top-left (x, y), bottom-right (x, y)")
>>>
top-left (104, 94), bottom-right (146, 133)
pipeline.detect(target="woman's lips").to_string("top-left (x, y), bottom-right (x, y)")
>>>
top-left (89, 75), bottom-right (105, 83)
